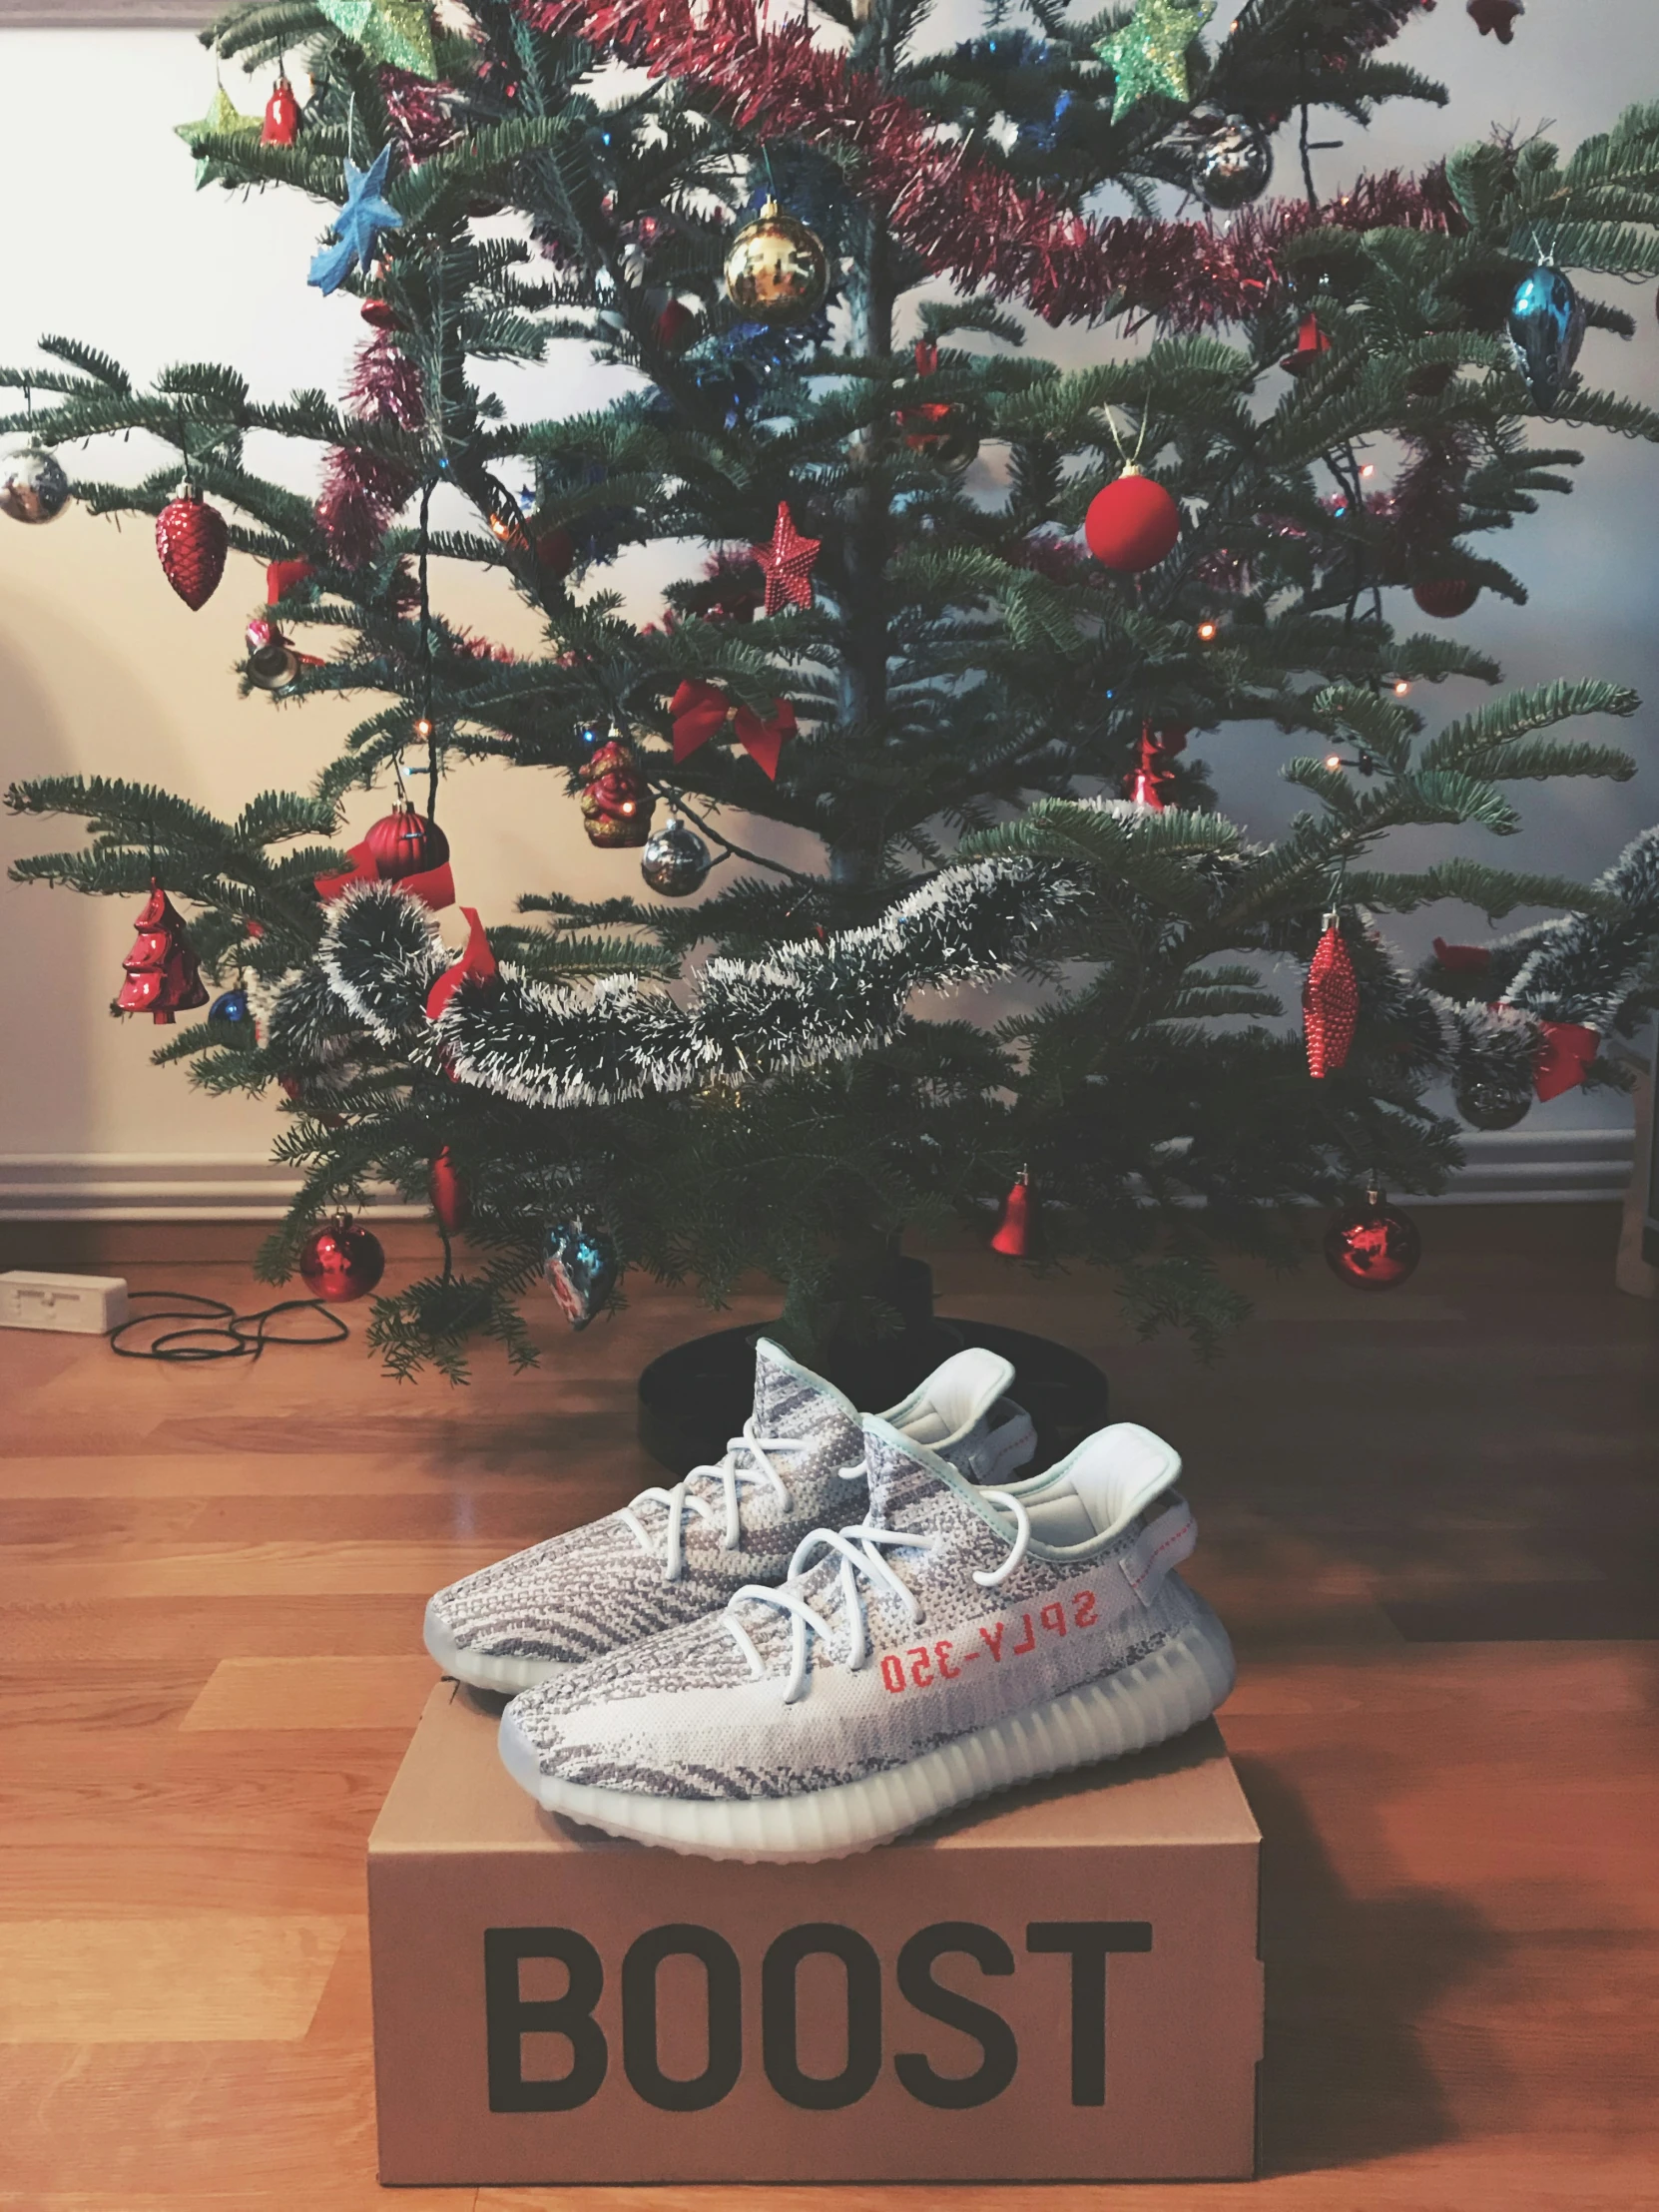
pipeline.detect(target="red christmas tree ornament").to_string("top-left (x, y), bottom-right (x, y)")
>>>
top-left (155, 494), bottom-right (230, 610)
top-left (1324, 1188), bottom-right (1422, 1292)
top-left (429, 1147), bottom-right (471, 1234)
top-left (262, 74), bottom-right (300, 145)
top-left (425, 907), bottom-right (500, 1024)
top-left (1304, 911), bottom-right (1359, 1078)
top-left (362, 805), bottom-right (450, 882)
top-left (579, 734), bottom-right (656, 845)
top-left (298, 1217), bottom-right (385, 1304)
top-left (1412, 575), bottom-right (1479, 618)
top-left (751, 502), bottom-right (821, 615)
top-left (1281, 315), bottom-right (1333, 377)
top-left (116, 880), bottom-right (211, 1025)
top-left (1083, 469), bottom-right (1181, 573)
top-left (989, 1168), bottom-right (1045, 1260)
top-left (1122, 722), bottom-right (1188, 809)
top-left (1467, 0), bottom-right (1522, 39)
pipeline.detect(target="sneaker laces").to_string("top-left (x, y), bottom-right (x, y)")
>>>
top-left (724, 1487), bottom-right (1033, 1705)
top-left (619, 1419), bottom-right (823, 1582)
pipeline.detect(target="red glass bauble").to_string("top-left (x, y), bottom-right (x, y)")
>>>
top-left (299, 1219), bottom-right (385, 1303)
top-left (535, 526), bottom-right (576, 576)
top-left (155, 495), bottom-right (229, 611)
top-left (1324, 1190), bottom-right (1421, 1293)
top-left (262, 76), bottom-right (300, 146)
top-left (1412, 576), bottom-right (1480, 619)
top-left (360, 297), bottom-right (401, 329)
top-left (362, 807), bottom-right (450, 881)
top-left (429, 1147), bottom-right (470, 1233)
top-left (1084, 471), bottom-right (1181, 572)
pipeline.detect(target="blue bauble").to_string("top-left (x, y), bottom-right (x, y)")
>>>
top-left (209, 988), bottom-right (251, 1027)
top-left (542, 1219), bottom-right (618, 1331)
top-left (1506, 265), bottom-right (1586, 411)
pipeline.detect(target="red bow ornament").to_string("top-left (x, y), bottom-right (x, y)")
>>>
top-left (1532, 1021), bottom-right (1597, 1102)
top-left (425, 907), bottom-right (499, 1024)
top-left (669, 680), bottom-right (796, 781)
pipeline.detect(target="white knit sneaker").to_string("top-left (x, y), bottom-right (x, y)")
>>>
top-left (424, 1340), bottom-right (1035, 1692)
top-left (497, 1414), bottom-right (1235, 1860)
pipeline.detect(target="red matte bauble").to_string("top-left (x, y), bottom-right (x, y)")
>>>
top-left (1324, 1191), bottom-right (1421, 1292)
top-left (262, 75), bottom-right (300, 145)
top-left (989, 1170), bottom-right (1045, 1260)
top-left (299, 1219), bottom-right (385, 1303)
top-left (1304, 914), bottom-right (1359, 1078)
top-left (429, 1148), bottom-right (470, 1233)
top-left (1084, 471), bottom-right (1181, 573)
top-left (1412, 576), bottom-right (1480, 619)
top-left (156, 495), bottom-right (229, 610)
top-left (362, 807), bottom-right (450, 881)
top-left (535, 526), bottom-right (576, 576)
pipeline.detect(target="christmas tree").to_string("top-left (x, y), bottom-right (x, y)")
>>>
top-left (6, 0), bottom-right (1659, 1382)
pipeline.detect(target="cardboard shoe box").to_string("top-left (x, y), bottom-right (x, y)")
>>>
top-left (368, 1684), bottom-right (1263, 2186)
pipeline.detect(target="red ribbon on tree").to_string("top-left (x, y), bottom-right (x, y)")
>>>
top-left (669, 681), bottom-right (796, 780)
top-left (1304, 911), bottom-right (1359, 1078)
top-left (1532, 1021), bottom-right (1597, 1102)
top-left (425, 908), bottom-right (499, 1024)
top-left (1432, 937), bottom-right (1492, 973)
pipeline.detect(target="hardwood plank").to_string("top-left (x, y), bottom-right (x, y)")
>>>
top-left (182, 1655), bottom-right (437, 1732)
top-left (0, 1918), bottom-right (348, 2042)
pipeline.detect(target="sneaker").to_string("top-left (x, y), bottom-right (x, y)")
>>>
top-left (423, 1339), bottom-right (1035, 1692)
top-left (498, 1414), bottom-right (1235, 1861)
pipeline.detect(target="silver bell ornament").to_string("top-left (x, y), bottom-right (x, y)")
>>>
top-left (640, 815), bottom-right (713, 898)
top-left (0, 448), bottom-right (71, 524)
top-left (1192, 117), bottom-right (1274, 211)
top-left (1506, 265), bottom-right (1586, 411)
top-left (245, 616), bottom-right (300, 693)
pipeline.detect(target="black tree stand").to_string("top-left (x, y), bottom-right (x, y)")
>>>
top-left (638, 1257), bottom-right (1108, 1475)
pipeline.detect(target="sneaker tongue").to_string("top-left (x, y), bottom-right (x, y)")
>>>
top-left (861, 1416), bottom-right (962, 1528)
top-left (750, 1338), bottom-right (859, 1442)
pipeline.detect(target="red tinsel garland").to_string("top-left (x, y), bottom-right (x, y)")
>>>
top-left (518, 0), bottom-right (1458, 329)
top-left (315, 333), bottom-right (425, 566)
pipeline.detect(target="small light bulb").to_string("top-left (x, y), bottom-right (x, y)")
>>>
top-left (1393, 681), bottom-right (1410, 697)
top-left (1198, 620), bottom-right (1218, 642)
top-left (1360, 463), bottom-right (1376, 479)
top-left (1325, 754), bottom-right (1344, 771)
top-left (621, 801), bottom-right (635, 815)
top-left (414, 718), bottom-right (432, 739)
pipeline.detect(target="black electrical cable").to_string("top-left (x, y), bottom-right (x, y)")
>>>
top-left (110, 1289), bottom-right (349, 1364)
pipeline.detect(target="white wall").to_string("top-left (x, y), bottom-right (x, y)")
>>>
top-left (0, 10), bottom-right (1653, 1209)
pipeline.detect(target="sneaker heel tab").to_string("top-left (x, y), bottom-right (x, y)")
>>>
top-left (1065, 1421), bottom-right (1184, 1543)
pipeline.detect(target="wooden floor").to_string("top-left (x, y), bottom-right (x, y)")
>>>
top-left (1, 1206), bottom-right (1656, 2211)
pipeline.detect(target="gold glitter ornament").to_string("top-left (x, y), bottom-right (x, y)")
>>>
top-left (1095, 0), bottom-right (1214, 122)
top-left (723, 199), bottom-right (830, 324)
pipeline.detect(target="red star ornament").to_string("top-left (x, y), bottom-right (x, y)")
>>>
top-left (751, 502), bottom-right (820, 616)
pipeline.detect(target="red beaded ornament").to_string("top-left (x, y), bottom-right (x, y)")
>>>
top-left (1304, 912), bottom-right (1359, 1078)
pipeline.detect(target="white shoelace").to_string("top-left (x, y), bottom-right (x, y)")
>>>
top-left (724, 1487), bottom-right (1033, 1705)
top-left (619, 1419), bottom-right (824, 1582)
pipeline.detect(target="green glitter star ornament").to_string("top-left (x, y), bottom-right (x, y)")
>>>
top-left (174, 85), bottom-right (261, 188)
top-left (1095, 0), bottom-right (1215, 121)
top-left (314, 0), bottom-right (439, 79)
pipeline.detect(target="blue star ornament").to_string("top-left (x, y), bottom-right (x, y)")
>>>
top-left (308, 146), bottom-right (403, 296)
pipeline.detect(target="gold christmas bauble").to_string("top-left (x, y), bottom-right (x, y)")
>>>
top-left (723, 199), bottom-right (830, 324)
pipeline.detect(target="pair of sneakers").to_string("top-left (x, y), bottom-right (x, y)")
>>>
top-left (424, 1339), bottom-right (1236, 1863)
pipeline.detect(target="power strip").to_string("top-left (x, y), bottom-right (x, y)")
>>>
top-left (0, 1270), bottom-right (131, 1335)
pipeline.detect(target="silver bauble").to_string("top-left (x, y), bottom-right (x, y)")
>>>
top-left (1454, 1074), bottom-right (1530, 1132)
top-left (640, 815), bottom-right (713, 897)
top-left (1193, 117), bottom-right (1274, 211)
top-left (0, 449), bottom-right (71, 524)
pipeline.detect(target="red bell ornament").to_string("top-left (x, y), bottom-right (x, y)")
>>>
top-left (429, 1147), bottom-right (470, 1233)
top-left (362, 805), bottom-right (450, 882)
top-left (989, 1168), bottom-right (1045, 1260)
top-left (262, 74), bottom-right (300, 146)
top-left (298, 1217), bottom-right (385, 1303)
top-left (156, 494), bottom-right (229, 610)
top-left (1084, 469), bottom-right (1181, 573)
top-left (1324, 1188), bottom-right (1421, 1292)
top-left (116, 880), bottom-right (211, 1025)
top-left (1281, 315), bottom-right (1333, 377)
top-left (1304, 911), bottom-right (1359, 1078)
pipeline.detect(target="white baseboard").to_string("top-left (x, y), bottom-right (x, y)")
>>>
top-left (0, 1129), bottom-right (1635, 1221)
top-left (0, 1155), bottom-right (423, 1222)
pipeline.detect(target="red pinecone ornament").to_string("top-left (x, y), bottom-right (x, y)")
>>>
top-left (156, 494), bottom-right (229, 610)
top-left (1304, 912), bottom-right (1359, 1078)
top-left (116, 880), bottom-right (210, 1025)
top-left (1325, 1189), bottom-right (1422, 1292)
top-left (1467, 0), bottom-right (1522, 40)
top-left (298, 1218), bottom-right (385, 1303)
